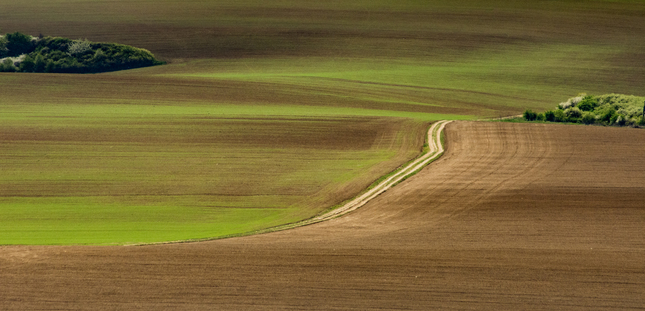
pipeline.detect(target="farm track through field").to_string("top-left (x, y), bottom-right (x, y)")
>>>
top-left (137, 120), bottom-right (450, 245)
top-left (2, 121), bottom-right (645, 310)
top-left (171, 120), bottom-right (451, 242)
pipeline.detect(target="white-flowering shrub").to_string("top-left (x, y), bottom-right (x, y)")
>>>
top-left (558, 101), bottom-right (571, 109)
top-left (558, 95), bottom-right (584, 109)
top-left (0, 54), bottom-right (25, 66)
top-left (67, 39), bottom-right (91, 55)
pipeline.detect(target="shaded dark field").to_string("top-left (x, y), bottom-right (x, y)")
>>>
top-left (2, 121), bottom-right (644, 309)
top-left (2, 0), bottom-right (644, 60)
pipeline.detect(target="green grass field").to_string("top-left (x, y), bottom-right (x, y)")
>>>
top-left (0, 102), bottom-right (429, 244)
top-left (1, 0), bottom-right (644, 244)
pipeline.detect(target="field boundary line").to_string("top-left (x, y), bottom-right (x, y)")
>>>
top-left (132, 120), bottom-right (452, 246)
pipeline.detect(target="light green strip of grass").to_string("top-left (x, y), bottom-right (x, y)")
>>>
top-left (0, 102), bottom-right (475, 122)
top-left (0, 197), bottom-right (301, 245)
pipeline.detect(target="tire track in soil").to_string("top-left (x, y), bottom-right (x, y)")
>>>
top-left (235, 120), bottom-right (453, 237)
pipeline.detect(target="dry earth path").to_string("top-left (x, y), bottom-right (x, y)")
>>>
top-left (240, 120), bottom-right (451, 237)
top-left (2, 121), bottom-right (645, 310)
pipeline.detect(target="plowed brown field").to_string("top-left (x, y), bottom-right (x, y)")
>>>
top-left (2, 121), bottom-right (644, 310)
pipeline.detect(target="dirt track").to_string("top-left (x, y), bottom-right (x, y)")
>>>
top-left (2, 121), bottom-right (645, 310)
top-left (242, 120), bottom-right (451, 237)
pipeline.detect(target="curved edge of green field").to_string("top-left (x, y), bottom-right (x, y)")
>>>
top-left (0, 101), bottom-right (468, 246)
top-left (136, 120), bottom-right (452, 246)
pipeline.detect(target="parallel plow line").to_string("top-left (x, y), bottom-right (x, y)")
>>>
top-left (247, 120), bottom-right (451, 233)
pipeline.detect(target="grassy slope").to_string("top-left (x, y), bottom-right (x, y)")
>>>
top-left (0, 0), bottom-right (644, 244)
top-left (0, 102), bottom-right (427, 244)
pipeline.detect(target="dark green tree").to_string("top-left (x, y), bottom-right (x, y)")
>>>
top-left (544, 110), bottom-right (556, 122)
top-left (19, 55), bottom-right (36, 72)
top-left (554, 109), bottom-right (567, 122)
top-left (0, 35), bottom-right (7, 58)
top-left (581, 111), bottom-right (596, 124)
top-left (44, 59), bottom-right (55, 73)
top-left (523, 109), bottom-right (538, 121)
top-left (5, 32), bottom-right (34, 56)
top-left (577, 96), bottom-right (596, 111)
top-left (34, 54), bottom-right (46, 72)
top-left (599, 107), bottom-right (616, 123)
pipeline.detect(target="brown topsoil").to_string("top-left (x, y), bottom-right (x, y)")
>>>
top-left (2, 121), bottom-right (644, 310)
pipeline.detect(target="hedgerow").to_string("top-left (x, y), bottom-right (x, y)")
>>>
top-left (523, 93), bottom-right (645, 127)
top-left (0, 32), bottom-right (163, 73)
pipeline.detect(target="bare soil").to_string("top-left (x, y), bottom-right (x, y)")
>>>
top-left (2, 121), bottom-right (644, 310)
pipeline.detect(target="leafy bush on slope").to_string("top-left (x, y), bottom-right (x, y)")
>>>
top-left (524, 93), bottom-right (645, 127)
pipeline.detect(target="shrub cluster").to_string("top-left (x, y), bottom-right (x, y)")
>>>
top-left (0, 32), bottom-right (163, 73)
top-left (523, 93), bottom-right (645, 127)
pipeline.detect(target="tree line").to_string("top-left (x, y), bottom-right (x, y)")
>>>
top-left (1, 32), bottom-right (163, 73)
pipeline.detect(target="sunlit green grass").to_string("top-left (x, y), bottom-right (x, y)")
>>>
top-left (0, 197), bottom-right (301, 245)
top-left (0, 107), bottom-right (428, 244)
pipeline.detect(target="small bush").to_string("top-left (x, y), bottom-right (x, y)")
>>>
top-left (44, 59), bottom-right (55, 73)
top-left (523, 109), bottom-right (538, 121)
top-left (565, 107), bottom-right (583, 119)
top-left (577, 95), bottom-right (596, 111)
top-left (554, 109), bottom-right (567, 122)
top-left (92, 49), bottom-right (107, 63)
top-left (19, 55), bottom-right (35, 72)
top-left (1, 58), bottom-right (16, 72)
top-left (34, 54), bottom-right (46, 72)
top-left (536, 113), bottom-right (545, 121)
top-left (581, 111), bottom-right (596, 124)
top-left (599, 107), bottom-right (616, 124)
top-left (544, 110), bottom-right (556, 122)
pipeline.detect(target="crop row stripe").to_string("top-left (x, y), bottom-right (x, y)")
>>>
top-left (259, 120), bottom-right (451, 232)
